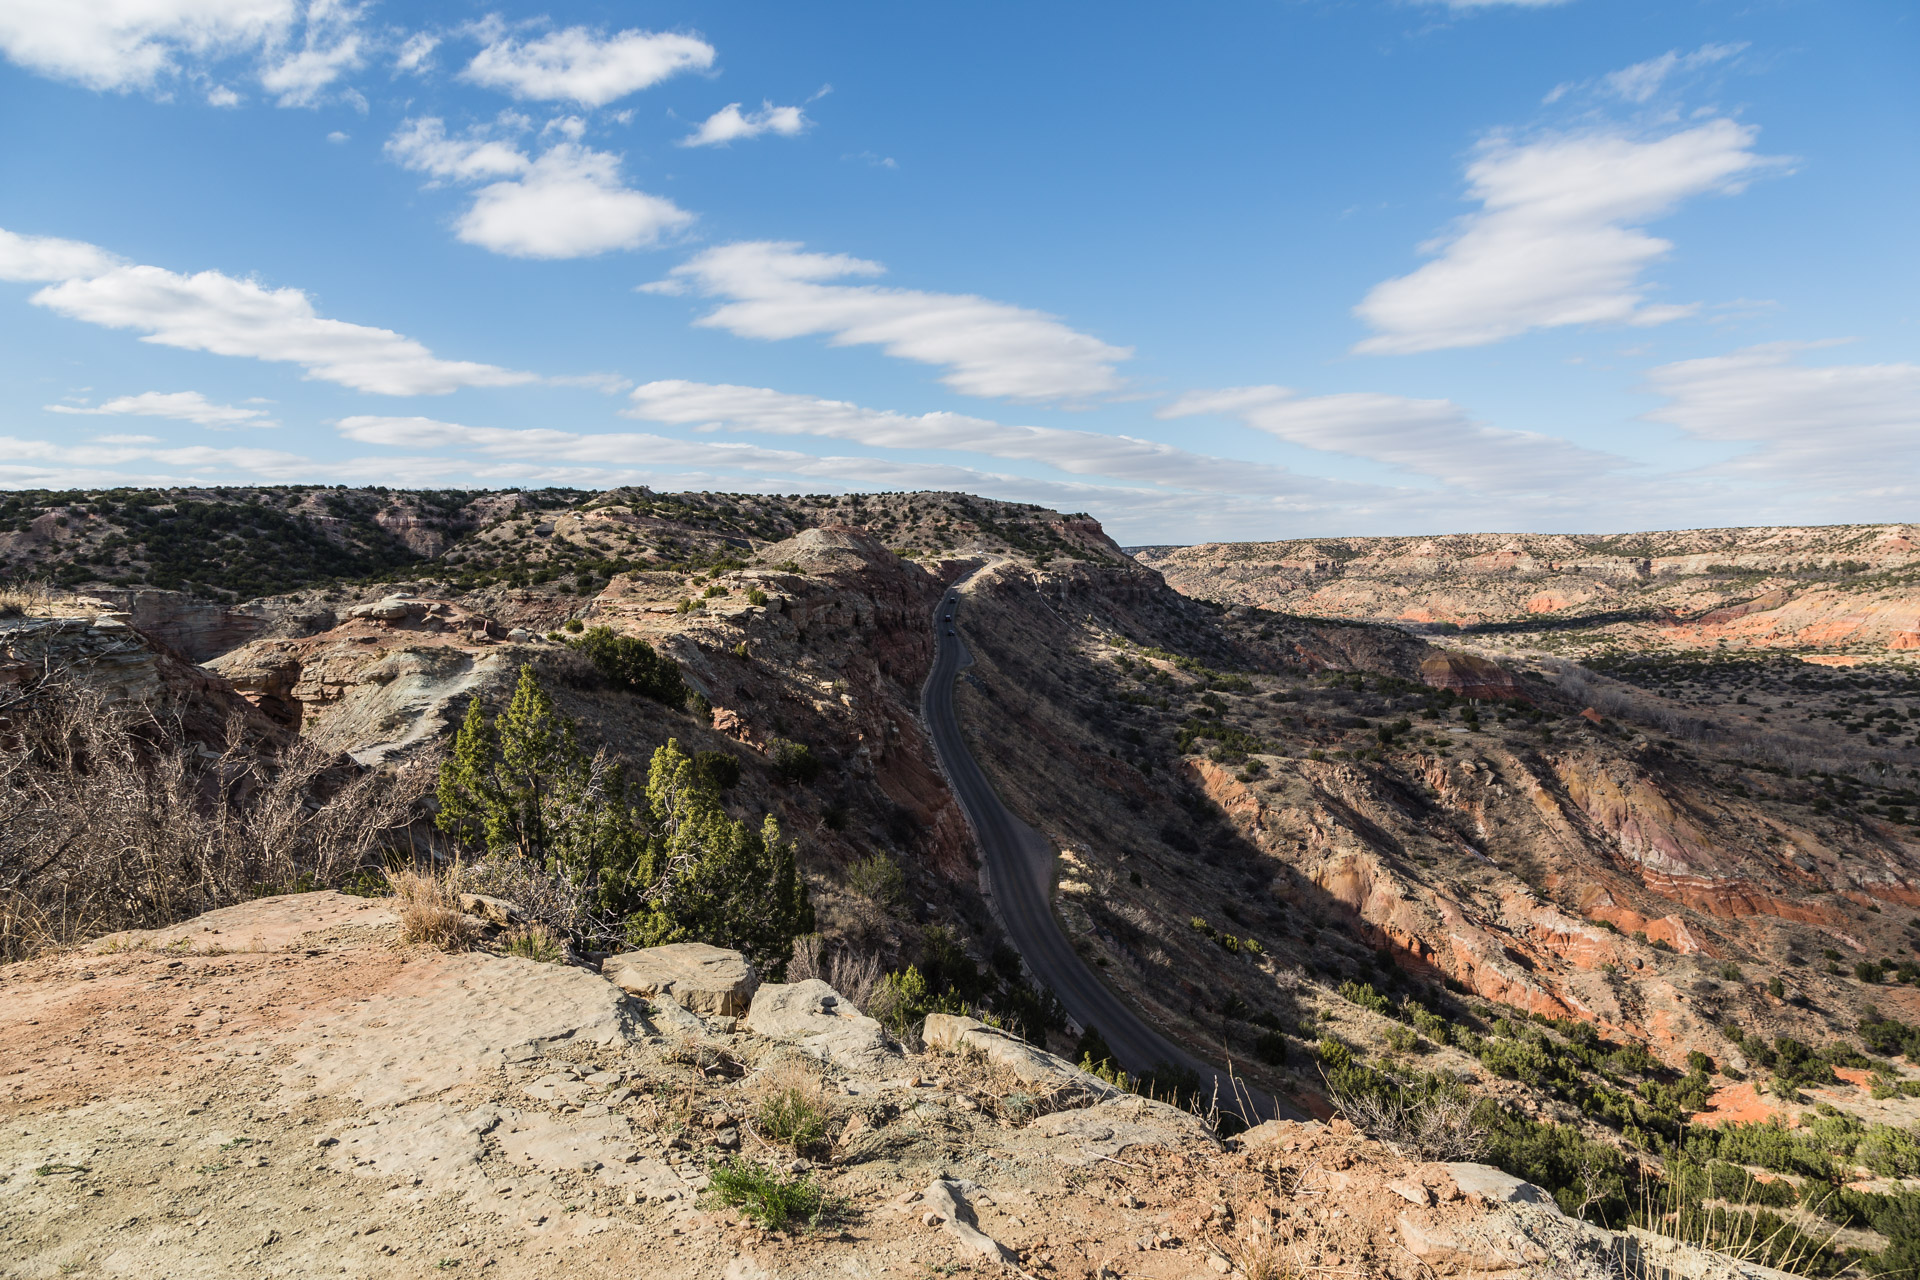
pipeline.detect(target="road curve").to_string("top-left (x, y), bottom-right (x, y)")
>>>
top-left (920, 577), bottom-right (1282, 1122)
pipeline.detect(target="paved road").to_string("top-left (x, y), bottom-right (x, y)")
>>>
top-left (920, 579), bottom-right (1283, 1122)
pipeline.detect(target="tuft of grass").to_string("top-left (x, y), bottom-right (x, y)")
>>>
top-left (756, 1092), bottom-right (829, 1153)
top-left (705, 1157), bottom-right (849, 1232)
top-left (502, 922), bottom-right (566, 964)
top-left (752, 1059), bottom-right (831, 1153)
top-left (386, 868), bottom-right (481, 952)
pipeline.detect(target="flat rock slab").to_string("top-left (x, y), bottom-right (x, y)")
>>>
top-left (747, 980), bottom-right (900, 1076)
top-left (923, 1012), bottom-right (1118, 1099)
top-left (1029, 1096), bottom-right (1220, 1165)
top-left (1442, 1162), bottom-right (1555, 1207)
top-left (284, 953), bottom-right (645, 1108)
top-left (601, 943), bottom-right (759, 1017)
top-left (91, 889), bottom-right (392, 955)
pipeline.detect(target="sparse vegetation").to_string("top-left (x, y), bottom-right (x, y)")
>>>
top-left (704, 1158), bottom-right (849, 1232)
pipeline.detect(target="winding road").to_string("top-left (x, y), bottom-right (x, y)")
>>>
top-left (920, 577), bottom-right (1283, 1122)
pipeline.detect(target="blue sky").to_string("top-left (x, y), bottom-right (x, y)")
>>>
top-left (0, 0), bottom-right (1914, 543)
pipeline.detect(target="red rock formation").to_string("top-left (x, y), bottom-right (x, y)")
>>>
top-left (1418, 652), bottom-right (1528, 701)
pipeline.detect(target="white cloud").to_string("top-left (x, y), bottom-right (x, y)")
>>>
top-left (46, 390), bottom-right (276, 428)
top-left (1642, 343), bottom-right (1920, 489)
top-left (0, 0), bottom-right (366, 105)
top-left (385, 116), bottom-right (529, 181)
top-left (623, 380), bottom-right (1328, 496)
top-left (1353, 119), bottom-right (1785, 355)
top-left (0, 434), bottom-right (311, 481)
top-left (384, 117), bottom-right (686, 259)
top-left (0, 228), bottom-right (123, 282)
top-left (0, 0), bottom-right (296, 92)
top-left (656, 242), bottom-right (1132, 402)
top-left (393, 30), bottom-right (437, 73)
top-left (681, 101), bottom-right (808, 148)
top-left (454, 143), bottom-right (692, 259)
top-left (326, 128), bottom-right (347, 142)
top-left (1160, 385), bottom-right (1624, 493)
top-left (0, 222), bottom-right (534, 395)
top-left (257, 0), bottom-right (361, 107)
top-left (462, 25), bottom-right (713, 108)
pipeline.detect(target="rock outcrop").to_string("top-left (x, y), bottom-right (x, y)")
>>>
top-left (602, 942), bottom-right (761, 1016)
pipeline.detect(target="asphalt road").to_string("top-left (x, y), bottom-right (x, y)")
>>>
top-left (920, 579), bottom-right (1282, 1122)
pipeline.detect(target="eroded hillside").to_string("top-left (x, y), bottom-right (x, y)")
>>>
top-left (11, 494), bottom-right (1920, 1274)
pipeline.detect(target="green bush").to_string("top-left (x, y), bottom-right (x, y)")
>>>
top-left (693, 750), bottom-right (741, 792)
top-left (1338, 980), bottom-right (1393, 1016)
top-left (1255, 1030), bottom-right (1289, 1065)
top-left (566, 626), bottom-right (687, 707)
top-left (846, 855), bottom-right (906, 908)
top-left (705, 1159), bottom-right (847, 1232)
top-left (768, 738), bottom-right (822, 785)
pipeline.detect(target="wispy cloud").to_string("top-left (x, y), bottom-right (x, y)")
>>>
top-left (1642, 343), bottom-right (1920, 492)
top-left (624, 380), bottom-right (1336, 497)
top-left (0, 0), bottom-right (367, 105)
top-left (1160, 385), bottom-right (1626, 493)
top-left (1353, 119), bottom-right (1787, 354)
top-left (0, 223), bottom-right (534, 395)
top-left (1545, 42), bottom-right (1747, 105)
top-left (650, 241), bottom-right (1131, 403)
top-left (46, 390), bottom-right (277, 428)
top-left (385, 115), bottom-right (530, 181)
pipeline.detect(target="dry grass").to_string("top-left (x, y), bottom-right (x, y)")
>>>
top-left (1327, 1083), bottom-right (1487, 1162)
top-left (1, 680), bottom-right (428, 961)
top-left (749, 1058), bottom-right (832, 1153)
top-left (0, 580), bottom-right (64, 619)
top-left (386, 868), bottom-right (481, 952)
top-left (501, 922), bottom-right (566, 963)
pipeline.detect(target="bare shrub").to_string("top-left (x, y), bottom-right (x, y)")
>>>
top-left (386, 868), bottom-right (481, 951)
top-left (1328, 1082), bottom-right (1486, 1161)
top-left (0, 680), bottom-right (427, 960)
top-left (453, 852), bottom-right (604, 945)
top-left (0, 580), bottom-right (62, 620)
top-left (787, 932), bottom-right (825, 983)
top-left (825, 948), bottom-right (883, 1012)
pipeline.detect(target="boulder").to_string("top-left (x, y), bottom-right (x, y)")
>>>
top-left (923, 1013), bottom-right (1119, 1099)
top-left (601, 943), bottom-right (759, 1016)
top-left (349, 596), bottom-right (417, 622)
top-left (746, 979), bottom-right (898, 1075)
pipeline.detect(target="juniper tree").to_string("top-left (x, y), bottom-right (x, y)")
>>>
top-left (434, 668), bottom-right (811, 969)
top-left (628, 739), bottom-right (813, 974)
